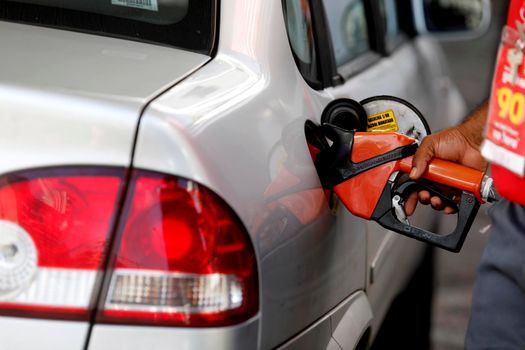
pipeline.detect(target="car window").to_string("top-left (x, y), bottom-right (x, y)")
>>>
top-left (322, 0), bottom-right (370, 67)
top-left (424, 0), bottom-right (484, 32)
top-left (0, 0), bottom-right (215, 55)
top-left (379, 0), bottom-right (399, 43)
top-left (283, 0), bottom-right (321, 89)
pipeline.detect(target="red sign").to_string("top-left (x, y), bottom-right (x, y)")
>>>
top-left (482, 0), bottom-right (525, 204)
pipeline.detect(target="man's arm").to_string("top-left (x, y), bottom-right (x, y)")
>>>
top-left (405, 101), bottom-right (489, 215)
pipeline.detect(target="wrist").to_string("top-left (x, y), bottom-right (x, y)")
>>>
top-left (456, 101), bottom-right (488, 149)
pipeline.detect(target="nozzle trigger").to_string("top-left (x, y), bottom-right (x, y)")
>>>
top-left (392, 194), bottom-right (409, 225)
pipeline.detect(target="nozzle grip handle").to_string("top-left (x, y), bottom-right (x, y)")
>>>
top-left (399, 157), bottom-right (485, 202)
top-left (372, 185), bottom-right (480, 252)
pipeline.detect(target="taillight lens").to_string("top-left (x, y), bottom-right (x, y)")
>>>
top-left (0, 168), bottom-right (124, 320)
top-left (0, 167), bottom-right (258, 326)
top-left (98, 171), bottom-right (258, 327)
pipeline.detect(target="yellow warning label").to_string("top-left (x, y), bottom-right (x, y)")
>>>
top-left (366, 109), bottom-right (399, 132)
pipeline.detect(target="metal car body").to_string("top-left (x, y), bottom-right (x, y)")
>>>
top-left (0, 0), bottom-right (498, 349)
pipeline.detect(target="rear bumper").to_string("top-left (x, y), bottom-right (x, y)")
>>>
top-left (0, 317), bottom-right (89, 350)
top-left (87, 316), bottom-right (260, 350)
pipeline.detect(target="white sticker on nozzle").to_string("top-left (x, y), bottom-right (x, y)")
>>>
top-left (112, 0), bottom-right (158, 11)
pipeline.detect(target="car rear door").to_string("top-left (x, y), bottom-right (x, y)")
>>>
top-left (313, 0), bottom-right (470, 338)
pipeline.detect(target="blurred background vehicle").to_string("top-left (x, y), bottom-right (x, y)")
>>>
top-left (0, 0), bottom-right (508, 349)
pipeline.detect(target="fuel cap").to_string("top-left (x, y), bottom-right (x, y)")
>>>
top-left (321, 98), bottom-right (368, 131)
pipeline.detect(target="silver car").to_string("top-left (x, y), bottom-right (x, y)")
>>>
top-left (0, 0), bottom-right (499, 349)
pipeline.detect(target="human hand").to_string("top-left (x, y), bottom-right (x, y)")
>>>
top-left (404, 103), bottom-right (488, 216)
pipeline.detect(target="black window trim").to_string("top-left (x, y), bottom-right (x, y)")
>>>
top-left (309, 0), bottom-right (340, 88)
top-left (397, 0), bottom-right (417, 38)
top-left (210, 0), bottom-right (220, 57)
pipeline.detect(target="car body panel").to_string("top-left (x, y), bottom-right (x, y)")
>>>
top-left (0, 21), bottom-right (209, 174)
top-left (0, 317), bottom-right (88, 350)
top-left (88, 317), bottom-right (259, 350)
top-left (0, 21), bottom-right (209, 99)
top-left (131, 2), bottom-right (367, 348)
top-left (331, 291), bottom-right (373, 350)
top-left (276, 291), bottom-right (372, 350)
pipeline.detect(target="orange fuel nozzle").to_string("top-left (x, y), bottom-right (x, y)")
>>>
top-left (309, 95), bottom-right (499, 252)
top-left (310, 124), bottom-right (498, 253)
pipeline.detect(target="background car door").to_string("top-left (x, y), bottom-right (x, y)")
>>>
top-left (313, 0), bottom-right (473, 338)
top-left (412, 0), bottom-right (509, 111)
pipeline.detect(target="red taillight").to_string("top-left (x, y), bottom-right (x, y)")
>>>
top-left (0, 167), bottom-right (258, 326)
top-left (97, 171), bottom-right (258, 327)
top-left (0, 168), bottom-right (124, 320)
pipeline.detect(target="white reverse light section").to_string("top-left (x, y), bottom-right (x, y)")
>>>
top-left (105, 270), bottom-right (243, 313)
top-left (5, 268), bottom-right (97, 308)
top-left (0, 220), bottom-right (97, 308)
top-left (0, 220), bottom-right (38, 300)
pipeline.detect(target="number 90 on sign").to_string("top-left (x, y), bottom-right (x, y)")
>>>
top-left (497, 87), bottom-right (525, 125)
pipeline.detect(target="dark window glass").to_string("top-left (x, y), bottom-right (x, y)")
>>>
top-left (322, 0), bottom-right (370, 67)
top-left (0, 0), bottom-right (215, 54)
top-left (424, 0), bottom-right (483, 32)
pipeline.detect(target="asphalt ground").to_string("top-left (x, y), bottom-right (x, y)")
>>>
top-left (431, 204), bottom-right (492, 350)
